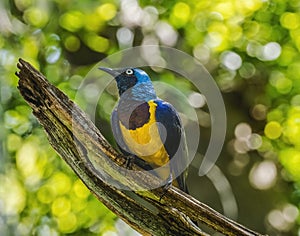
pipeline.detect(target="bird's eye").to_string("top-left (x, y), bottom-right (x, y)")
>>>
top-left (125, 69), bottom-right (133, 75)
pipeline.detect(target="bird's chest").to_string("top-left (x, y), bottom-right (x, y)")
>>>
top-left (118, 101), bottom-right (169, 166)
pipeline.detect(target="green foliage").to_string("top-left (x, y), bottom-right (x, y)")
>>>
top-left (2, 0), bottom-right (300, 235)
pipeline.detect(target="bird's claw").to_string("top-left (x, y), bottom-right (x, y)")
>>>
top-left (124, 155), bottom-right (134, 169)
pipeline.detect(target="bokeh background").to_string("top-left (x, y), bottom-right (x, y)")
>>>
top-left (1, 0), bottom-right (300, 235)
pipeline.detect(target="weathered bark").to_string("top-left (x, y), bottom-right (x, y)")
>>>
top-left (16, 58), bottom-right (267, 236)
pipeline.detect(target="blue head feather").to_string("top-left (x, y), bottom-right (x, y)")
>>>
top-left (130, 68), bottom-right (156, 101)
top-left (134, 68), bottom-right (151, 83)
top-left (100, 67), bottom-right (157, 102)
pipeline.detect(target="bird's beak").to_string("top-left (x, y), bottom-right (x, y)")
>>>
top-left (99, 67), bottom-right (122, 77)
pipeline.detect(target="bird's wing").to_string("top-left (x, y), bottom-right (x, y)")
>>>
top-left (154, 99), bottom-right (189, 192)
top-left (111, 108), bottom-right (132, 155)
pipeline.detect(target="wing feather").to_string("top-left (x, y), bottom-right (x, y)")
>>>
top-left (154, 99), bottom-right (188, 192)
top-left (111, 109), bottom-right (131, 155)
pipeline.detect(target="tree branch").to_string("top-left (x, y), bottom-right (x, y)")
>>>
top-left (16, 58), bottom-right (266, 236)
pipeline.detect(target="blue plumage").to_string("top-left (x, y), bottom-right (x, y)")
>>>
top-left (154, 99), bottom-right (188, 192)
top-left (100, 67), bottom-right (188, 192)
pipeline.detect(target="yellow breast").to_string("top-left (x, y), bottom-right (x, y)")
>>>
top-left (119, 101), bottom-right (169, 167)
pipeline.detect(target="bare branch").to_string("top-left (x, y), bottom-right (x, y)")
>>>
top-left (16, 58), bottom-right (266, 236)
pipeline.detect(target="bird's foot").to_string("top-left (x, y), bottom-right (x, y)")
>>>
top-left (117, 154), bottom-right (135, 169)
top-left (120, 155), bottom-right (151, 170)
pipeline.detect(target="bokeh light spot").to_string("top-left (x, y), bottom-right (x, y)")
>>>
top-left (7, 133), bottom-right (22, 152)
top-left (45, 46), bottom-right (61, 64)
top-left (155, 21), bottom-right (178, 47)
top-left (239, 62), bottom-right (256, 79)
top-left (205, 32), bottom-right (223, 49)
top-left (235, 122), bottom-right (252, 139)
top-left (23, 37), bottom-right (39, 59)
top-left (16, 142), bottom-right (42, 185)
top-left (262, 42), bottom-right (282, 61)
top-left (64, 35), bottom-right (81, 52)
top-left (49, 172), bottom-right (71, 195)
top-left (37, 185), bottom-right (56, 204)
top-left (57, 212), bottom-right (77, 233)
top-left (234, 139), bottom-right (249, 154)
top-left (171, 2), bottom-right (190, 27)
top-left (268, 204), bottom-right (299, 232)
top-left (59, 11), bottom-right (84, 32)
top-left (257, 137), bottom-right (273, 153)
top-left (291, 94), bottom-right (300, 106)
top-left (116, 27), bottom-right (134, 48)
top-left (84, 13), bottom-right (105, 32)
top-left (283, 204), bottom-right (299, 223)
top-left (267, 109), bottom-right (283, 122)
top-left (270, 71), bottom-right (293, 94)
top-left (249, 161), bottom-right (277, 190)
top-left (283, 110), bottom-right (300, 146)
top-left (236, 0), bottom-right (263, 15)
top-left (268, 210), bottom-right (288, 231)
top-left (0, 174), bottom-right (26, 215)
top-left (246, 41), bottom-right (261, 57)
top-left (215, 2), bottom-right (234, 19)
top-left (278, 45), bottom-right (297, 66)
top-left (264, 121), bottom-right (282, 139)
top-left (247, 133), bottom-right (262, 150)
top-left (221, 51), bottom-right (242, 71)
top-left (280, 12), bottom-right (300, 30)
top-left (287, 62), bottom-right (300, 80)
top-left (193, 44), bottom-right (210, 64)
top-left (275, 77), bottom-right (293, 94)
top-left (52, 197), bottom-right (71, 216)
top-left (251, 104), bottom-right (267, 120)
top-left (14, 0), bottom-right (32, 11)
top-left (84, 33), bottom-right (109, 53)
top-left (188, 92), bottom-right (206, 108)
top-left (97, 3), bottom-right (117, 21)
top-left (73, 179), bottom-right (90, 199)
top-left (24, 7), bottom-right (49, 28)
top-left (279, 148), bottom-right (300, 181)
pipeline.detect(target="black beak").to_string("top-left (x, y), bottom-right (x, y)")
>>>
top-left (99, 67), bottom-right (122, 77)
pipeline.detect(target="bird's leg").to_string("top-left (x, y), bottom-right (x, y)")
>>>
top-left (118, 154), bottom-right (153, 171)
top-left (114, 153), bottom-right (129, 167)
top-left (159, 174), bottom-right (173, 201)
top-left (115, 154), bottom-right (135, 169)
top-left (124, 155), bottom-right (135, 169)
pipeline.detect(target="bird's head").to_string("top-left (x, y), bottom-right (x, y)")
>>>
top-left (99, 67), bottom-right (156, 101)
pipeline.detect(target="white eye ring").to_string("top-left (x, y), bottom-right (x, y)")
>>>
top-left (125, 69), bottom-right (133, 75)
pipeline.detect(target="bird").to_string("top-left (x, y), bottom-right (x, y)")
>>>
top-left (100, 67), bottom-right (189, 193)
